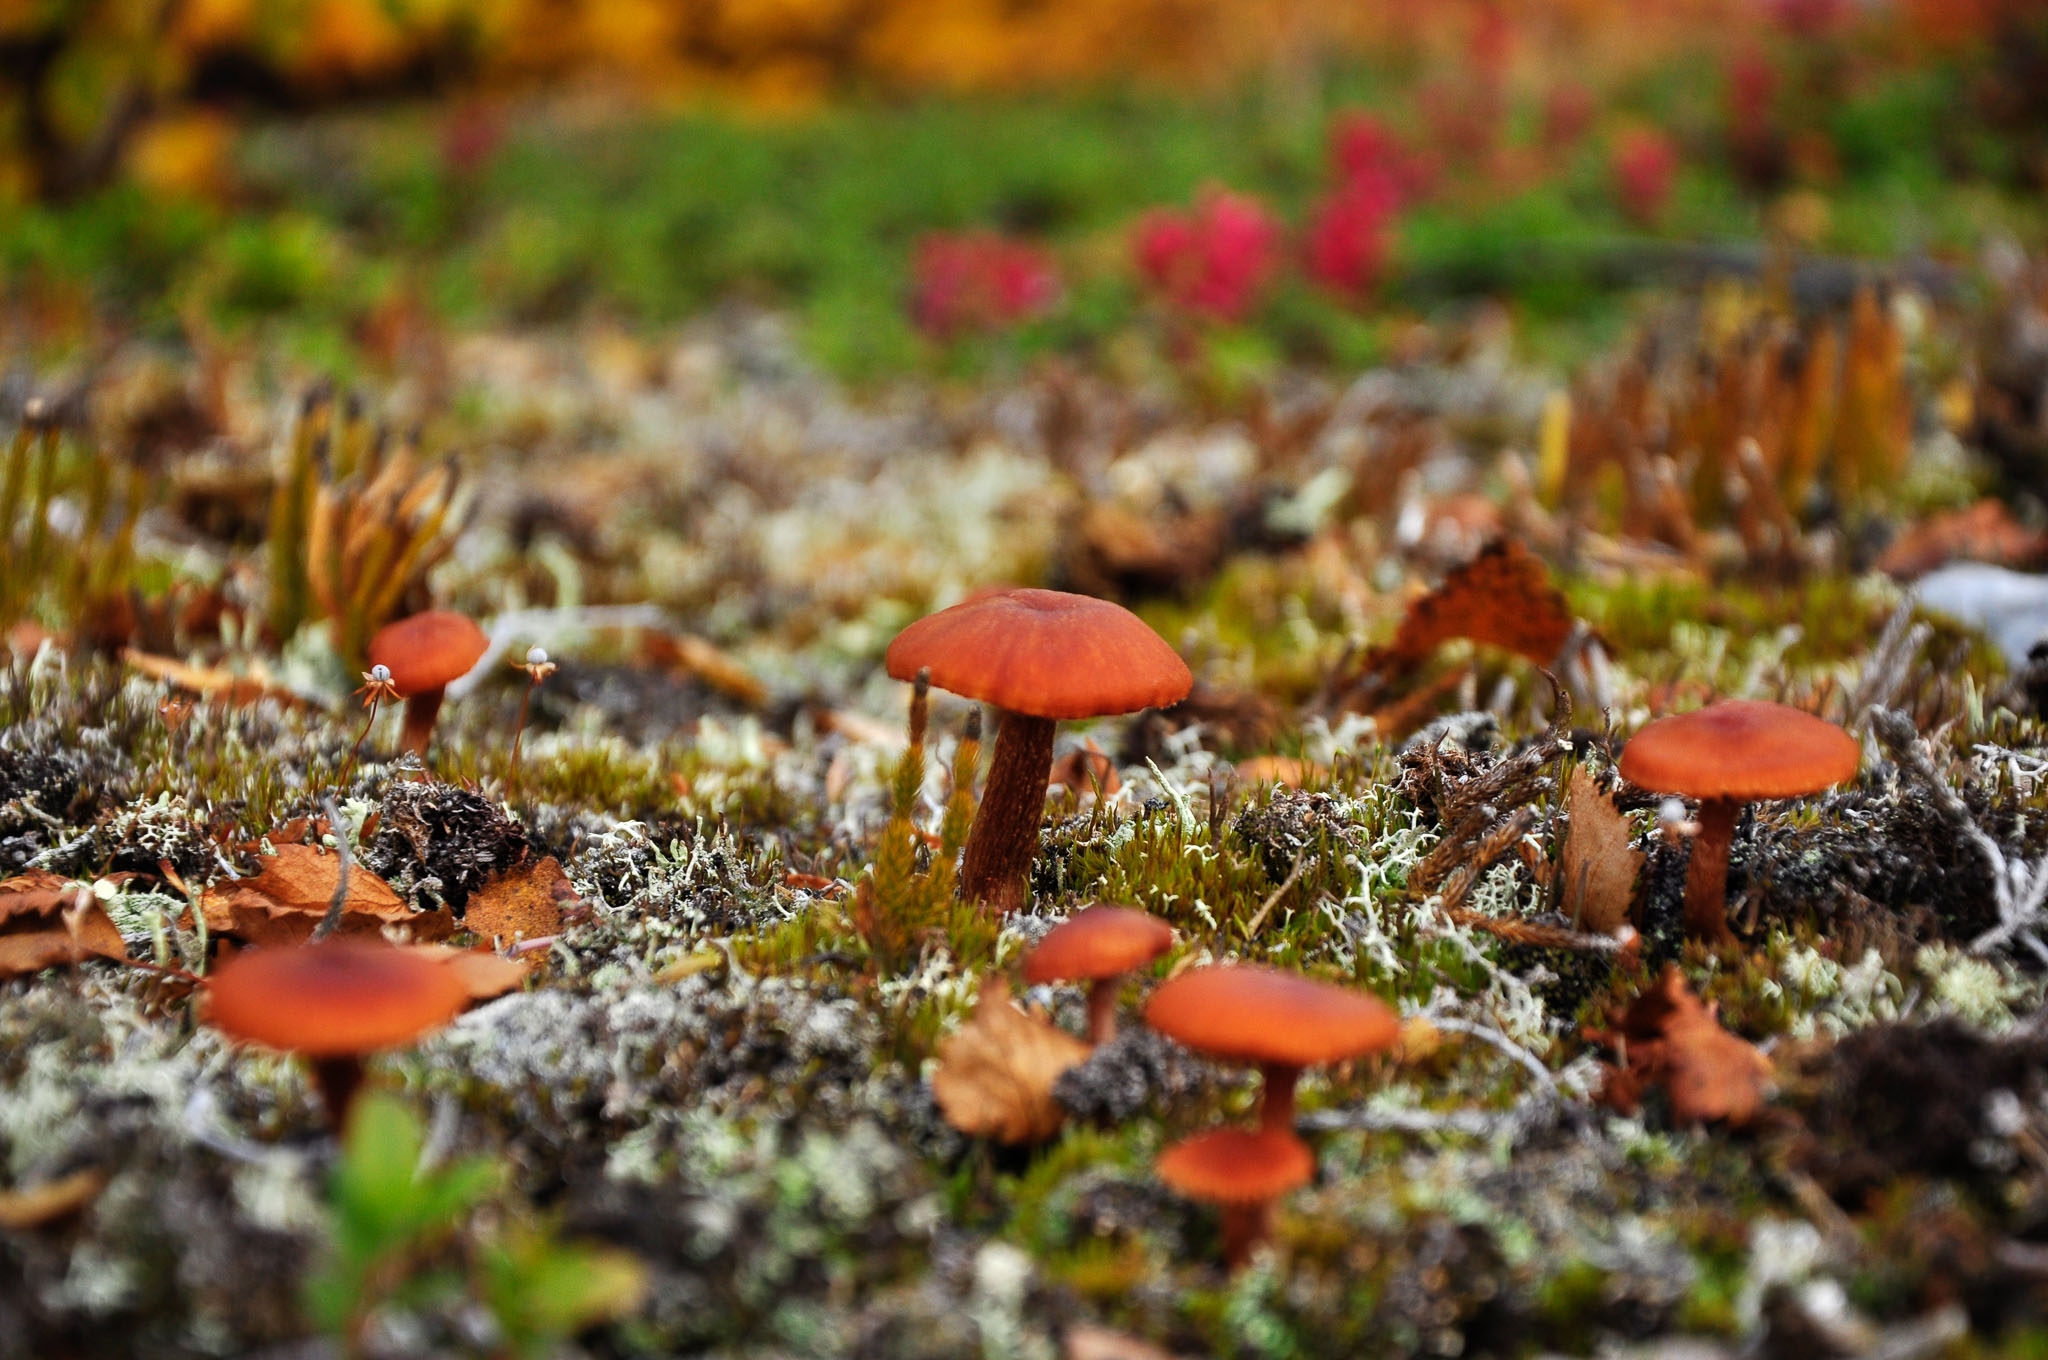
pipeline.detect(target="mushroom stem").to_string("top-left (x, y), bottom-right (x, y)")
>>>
top-left (1260, 1063), bottom-right (1301, 1133)
top-left (398, 686), bottom-right (446, 758)
top-left (1085, 977), bottom-right (1121, 1045)
top-left (1220, 1200), bottom-right (1274, 1270)
top-left (309, 1056), bottom-right (365, 1127)
top-left (1682, 797), bottom-right (1741, 945)
top-left (958, 708), bottom-right (1057, 913)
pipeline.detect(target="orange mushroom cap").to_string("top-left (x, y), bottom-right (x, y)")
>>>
top-left (885, 588), bottom-right (1191, 720)
top-left (1022, 904), bottom-right (1174, 985)
top-left (368, 610), bottom-right (489, 696)
top-left (1144, 964), bottom-right (1399, 1068)
top-left (206, 940), bottom-right (471, 1057)
top-left (1156, 1126), bottom-right (1315, 1204)
top-left (1618, 699), bottom-right (1859, 801)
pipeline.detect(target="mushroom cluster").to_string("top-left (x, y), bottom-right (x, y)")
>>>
top-left (1146, 964), bottom-right (1399, 1265)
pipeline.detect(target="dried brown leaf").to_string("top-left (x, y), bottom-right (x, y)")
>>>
top-left (405, 944), bottom-right (529, 1002)
top-left (1560, 766), bottom-right (1645, 934)
top-left (0, 877), bottom-right (129, 977)
top-left (463, 855), bottom-right (567, 944)
top-left (122, 649), bottom-right (306, 708)
top-left (1368, 538), bottom-right (1579, 676)
top-left (1594, 966), bottom-right (1772, 1127)
top-left (199, 844), bottom-right (450, 946)
top-left (0, 1169), bottom-right (108, 1230)
top-left (932, 976), bottom-right (1092, 1145)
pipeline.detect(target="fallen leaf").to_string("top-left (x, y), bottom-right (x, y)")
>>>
top-left (1360, 538), bottom-right (1580, 680)
top-left (639, 631), bottom-right (766, 706)
top-left (1878, 499), bottom-right (2048, 580)
top-left (463, 856), bottom-right (568, 944)
top-left (0, 1169), bottom-right (108, 1230)
top-left (1049, 740), bottom-right (1121, 798)
top-left (405, 944), bottom-right (529, 1002)
top-left (0, 877), bottom-right (129, 977)
top-left (1234, 755), bottom-right (1326, 787)
top-left (199, 844), bottom-right (450, 946)
top-left (932, 976), bottom-right (1092, 1145)
top-left (1560, 766), bottom-right (1645, 934)
top-left (1592, 966), bottom-right (1772, 1127)
top-left (122, 649), bottom-right (307, 708)
top-left (1065, 1324), bottom-right (1189, 1360)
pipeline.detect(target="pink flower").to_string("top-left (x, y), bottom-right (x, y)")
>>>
top-left (1132, 188), bottom-right (1282, 323)
top-left (910, 231), bottom-right (1059, 339)
top-left (1304, 184), bottom-right (1397, 302)
top-left (1612, 130), bottom-right (1679, 226)
top-left (1329, 112), bottom-right (1436, 206)
top-left (1542, 83), bottom-right (1597, 152)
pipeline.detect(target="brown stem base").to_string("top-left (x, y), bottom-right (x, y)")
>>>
top-left (399, 686), bottom-right (447, 759)
top-left (1260, 1063), bottom-right (1300, 1133)
top-left (958, 710), bottom-right (1057, 913)
top-left (310, 1056), bottom-right (365, 1129)
top-left (1220, 1200), bottom-right (1274, 1271)
top-left (1683, 797), bottom-right (1740, 946)
top-left (1086, 977), bottom-right (1119, 1045)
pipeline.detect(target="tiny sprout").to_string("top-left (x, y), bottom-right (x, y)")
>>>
top-left (157, 698), bottom-right (192, 732)
top-left (508, 643), bottom-right (556, 799)
top-left (338, 665), bottom-right (401, 794)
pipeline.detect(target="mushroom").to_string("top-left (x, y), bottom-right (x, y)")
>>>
top-left (367, 609), bottom-right (489, 757)
top-left (205, 939), bottom-right (470, 1124)
top-left (885, 588), bottom-right (1192, 912)
top-left (1021, 904), bottom-right (1174, 1044)
top-left (1617, 699), bottom-right (1859, 945)
top-left (1155, 1125), bottom-right (1314, 1269)
top-left (1144, 963), bottom-right (1399, 1133)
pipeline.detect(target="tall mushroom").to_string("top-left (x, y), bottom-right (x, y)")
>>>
top-left (1618, 698), bottom-right (1859, 945)
top-left (1145, 965), bottom-right (1397, 1267)
top-left (368, 609), bottom-right (489, 757)
top-left (205, 939), bottom-right (470, 1125)
top-left (886, 588), bottom-right (1192, 912)
top-left (1021, 903), bottom-right (1174, 1044)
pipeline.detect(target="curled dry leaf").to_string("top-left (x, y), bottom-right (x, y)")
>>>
top-left (122, 649), bottom-right (307, 709)
top-left (463, 855), bottom-right (569, 944)
top-left (1234, 755), bottom-right (1326, 787)
top-left (0, 1168), bottom-right (109, 1230)
top-left (405, 944), bottom-right (529, 1002)
top-left (1592, 966), bottom-right (1772, 1127)
top-left (0, 875), bottom-right (129, 977)
top-left (1049, 740), bottom-right (1120, 798)
top-left (199, 844), bottom-right (452, 946)
top-left (932, 975), bottom-right (1093, 1145)
top-left (1560, 765), bottom-right (1645, 935)
top-left (638, 631), bottom-right (767, 706)
top-left (1371, 538), bottom-right (1579, 674)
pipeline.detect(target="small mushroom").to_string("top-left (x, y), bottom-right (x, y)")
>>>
top-left (205, 939), bottom-right (470, 1124)
top-left (1021, 904), bottom-right (1174, 1044)
top-left (885, 588), bottom-right (1192, 912)
top-left (1617, 699), bottom-right (1859, 945)
top-left (1144, 964), bottom-right (1399, 1133)
top-left (1155, 1125), bottom-right (1314, 1269)
top-left (368, 610), bottom-right (489, 757)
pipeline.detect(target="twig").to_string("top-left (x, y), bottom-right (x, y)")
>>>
top-left (1241, 849), bottom-right (1309, 940)
top-left (311, 795), bottom-right (351, 943)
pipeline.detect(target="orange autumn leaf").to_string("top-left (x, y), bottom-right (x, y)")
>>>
top-left (1593, 966), bottom-right (1772, 1127)
top-left (0, 876), bottom-right (129, 977)
top-left (463, 855), bottom-right (569, 944)
top-left (0, 1169), bottom-right (108, 1230)
top-left (1369, 538), bottom-right (1579, 674)
top-left (932, 975), bottom-right (1092, 1145)
top-left (123, 649), bottom-right (308, 709)
top-left (199, 844), bottom-right (451, 946)
top-left (638, 631), bottom-right (767, 706)
top-left (405, 944), bottom-right (529, 1002)
top-left (1559, 765), bottom-right (1644, 935)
